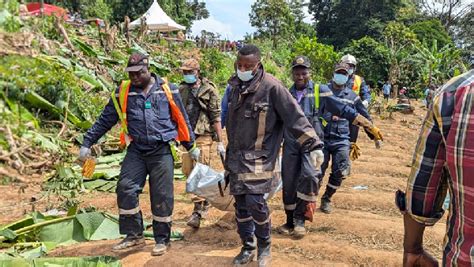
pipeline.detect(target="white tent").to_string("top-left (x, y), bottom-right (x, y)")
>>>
top-left (130, 0), bottom-right (186, 32)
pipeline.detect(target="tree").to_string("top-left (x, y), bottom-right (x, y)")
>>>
top-left (291, 36), bottom-right (340, 82)
top-left (82, 0), bottom-right (112, 20)
top-left (158, 0), bottom-right (209, 29)
top-left (249, 0), bottom-right (295, 48)
top-left (342, 37), bottom-right (390, 86)
top-left (412, 40), bottom-right (465, 86)
top-left (415, 0), bottom-right (473, 31)
top-left (409, 19), bottom-right (453, 48)
top-left (308, 0), bottom-right (408, 48)
top-left (383, 21), bottom-right (418, 96)
top-left (454, 5), bottom-right (473, 53)
top-left (289, 0), bottom-right (316, 38)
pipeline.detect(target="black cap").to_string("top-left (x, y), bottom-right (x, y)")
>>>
top-left (125, 52), bottom-right (149, 72)
top-left (291, 56), bottom-right (311, 69)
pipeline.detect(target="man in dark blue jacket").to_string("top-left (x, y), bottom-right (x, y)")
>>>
top-left (319, 63), bottom-right (380, 213)
top-left (278, 56), bottom-right (377, 238)
top-left (78, 53), bottom-right (199, 256)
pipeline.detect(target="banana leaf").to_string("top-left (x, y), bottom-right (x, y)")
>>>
top-left (72, 38), bottom-right (99, 58)
top-left (24, 91), bottom-right (90, 130)
top-left (1, 92), bottom-right (39, 129)
top-left (0, 254), bottom-right (122, 267)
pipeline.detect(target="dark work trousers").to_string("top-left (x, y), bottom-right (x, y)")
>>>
top-left (320, 141), bottom-right (350, 200)
top-left (116, 144), bottom-right (174, 244)
top-left (234, 194), bottom-right (270, 242)
top-left (281, 139), bottom-right (320, 222)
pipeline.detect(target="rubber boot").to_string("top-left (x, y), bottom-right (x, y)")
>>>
top-left (257, 238), bottom-right (271, 267)
top-left (232, 237), bottom-right (256, 265)
top-left (293, 218), bottom-right (306, 239)
top-left (276, 210), bottom-right (294, 235)
top-left (187, 212), bottom-right (201, 228)
top-left (187, 200), bottom-right (210, 228)
top-left (320, 188), bottom-right (335, 214)
top-left (320, 197), bottom-right (332, 214)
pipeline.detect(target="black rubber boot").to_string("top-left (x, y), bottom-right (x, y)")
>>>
top-left (232, 237), bottom-right (256, 265)
top-left (257, 238), bottom-right (271, 267)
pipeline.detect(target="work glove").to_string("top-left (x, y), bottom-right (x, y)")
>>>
top-left (189, 146), bottom-right (201, 162)
top-left (353, 114), bottom-right (384, 141)
top-left (217, 142), bottom-right (226, 158)
top-left (349, 142), bottom-right (361, 161)
top-left (362, 100), bottom-right (369, 109)
top-left (78, 146), bottom-right (91, 165)
top-left (310, 149), bottom-right (325, 170)
top-left (365, 126), bottom-right (384, 141)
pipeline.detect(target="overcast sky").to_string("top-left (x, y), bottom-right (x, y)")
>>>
top-left (191, 0), bottom-right (312, 40)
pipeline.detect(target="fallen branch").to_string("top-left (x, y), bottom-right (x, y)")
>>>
top-left (25, 160), bottom-right (49, 169)
top-left (0, 144), bottom-right (31, 159)
top-left (5, 126), bottom-right (24, 173)
top-left (0, 168), bottom-right (27, 183)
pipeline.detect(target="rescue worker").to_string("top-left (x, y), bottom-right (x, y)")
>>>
top-left (78, 53), bottom-right (200, 256)
top-left (178, 58), bottom-right (225, 229)
top-left (225, 45), bottom-right (324, 266)
top-left (319, 63), bottom-right (382, 213)
top-left (278, 56), bottom-right (380, 238)
top-left (340, 54), bottom-right (371, 165)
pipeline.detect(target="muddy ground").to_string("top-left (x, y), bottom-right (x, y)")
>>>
top-left (0, 101), bottom-right (446, 266)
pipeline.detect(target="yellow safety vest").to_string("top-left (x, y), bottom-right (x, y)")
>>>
top-left (352, 75), bottom-right (362, 95)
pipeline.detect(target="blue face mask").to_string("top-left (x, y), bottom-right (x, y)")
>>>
top-left (237, 69), bottom-right (255, 82)
top-left (183, 74), bottom-right (197, 84)
top-left (348, 68), bottom-right (354, 75)
top-left (333, 73), bottom-right (349, 85)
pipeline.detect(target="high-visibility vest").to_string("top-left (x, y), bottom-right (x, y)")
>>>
top-left (352, 75), bottom-right (362, 95)
top-left (111, 79), bottom-right (191, 148)
top-left (313, 83), bottom-right (327, 127)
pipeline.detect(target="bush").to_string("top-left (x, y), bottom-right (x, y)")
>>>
top-left (291, 37), bottom-right (340, 83)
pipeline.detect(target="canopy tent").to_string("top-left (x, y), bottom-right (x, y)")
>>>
top-left (130, 0), bottom-right (186, 32)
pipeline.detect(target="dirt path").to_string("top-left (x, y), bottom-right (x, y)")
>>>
top-left (1, 101), bottom-right (447, 266)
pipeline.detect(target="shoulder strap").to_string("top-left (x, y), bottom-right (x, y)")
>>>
top-left (161, 78), bottom-right (191, 142)
top-left (111, 80), bottom-right (131, 134)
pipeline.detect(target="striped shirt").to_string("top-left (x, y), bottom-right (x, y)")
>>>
top-left (405, 69), bottom-right (474, 266)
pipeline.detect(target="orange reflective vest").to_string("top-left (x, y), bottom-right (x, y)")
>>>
top-left (111, 79), bottom-right (191, 148)
top-left (352, 75), bottom-right (362, 95)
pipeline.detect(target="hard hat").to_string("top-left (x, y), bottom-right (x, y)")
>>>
top-left (340, 54), bottom-right (357, 65)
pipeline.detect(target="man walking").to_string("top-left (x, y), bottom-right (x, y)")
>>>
top-left (78, 52), bottom-right (199, 256)
top-left (224, 45), bottom-right (325, 266)
top-left (383, 80), bottom-right (391, 100)
top-left (397, 69), bottom-right (474, 267)
top-left (178, 58), bottom-right (224, 229)
top-left (278, 56), bottom-right (381, 237)
top-left (340, 54), bottom-right (372, 172)
top-left (319, 63), bottom-right (381, 213)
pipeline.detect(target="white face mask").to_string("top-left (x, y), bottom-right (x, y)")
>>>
top-left (237, 69), bottom-right (255, 82)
